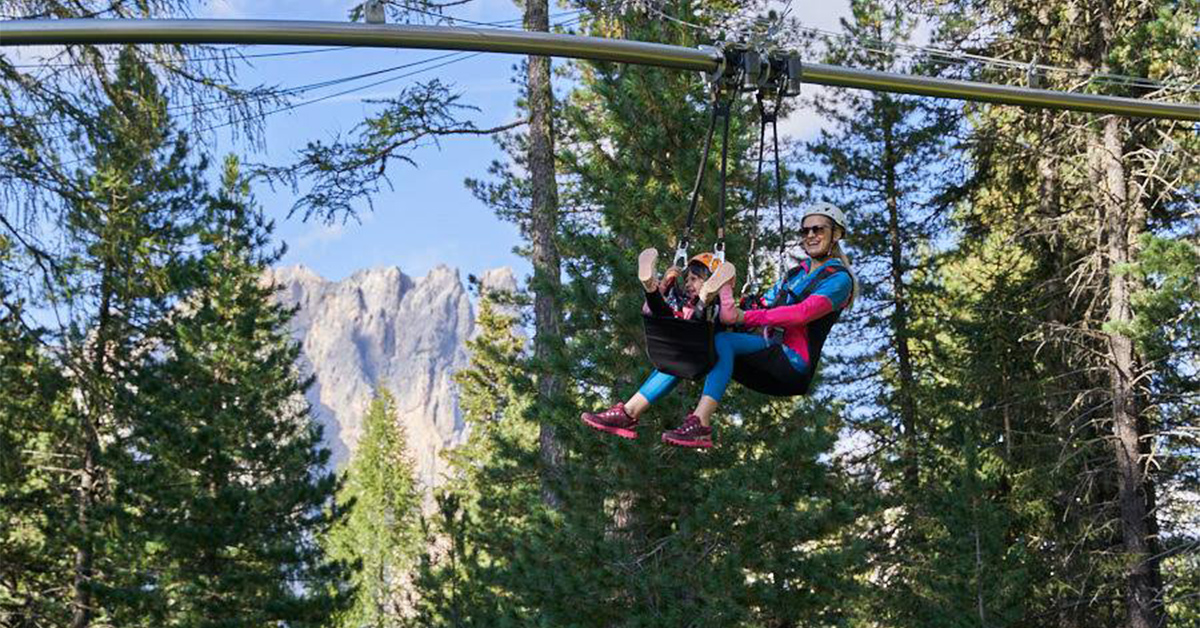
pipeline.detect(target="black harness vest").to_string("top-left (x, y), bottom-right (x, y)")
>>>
top-left (731, 263), bottom-right (848, 397)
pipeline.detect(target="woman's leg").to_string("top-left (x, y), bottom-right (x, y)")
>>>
top-left (694, 332), bottom-right (773, 424)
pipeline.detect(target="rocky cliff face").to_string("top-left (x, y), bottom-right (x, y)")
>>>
top-left (265, 264), bottom-right (516, 493)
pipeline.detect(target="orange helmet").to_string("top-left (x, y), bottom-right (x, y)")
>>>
top-left (687, 252), bottom-right (721, 278)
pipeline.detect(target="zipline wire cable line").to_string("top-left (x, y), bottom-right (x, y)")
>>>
top-left (0, 18), bottom-right (1196, 120)
top-left (633, 1), bottom-right (1197, 95)
top-left (3, 9), bottom-right (585, 69)
top-left (22, 50), bottom-right (474, 129)
top-left (42, 50), bottom-right (488, 168)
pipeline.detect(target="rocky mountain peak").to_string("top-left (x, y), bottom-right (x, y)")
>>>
top-left (266, 264), bottom-right (515, 496)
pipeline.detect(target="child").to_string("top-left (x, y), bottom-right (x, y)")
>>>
top-left (637, 248), bottom-right (724, 322)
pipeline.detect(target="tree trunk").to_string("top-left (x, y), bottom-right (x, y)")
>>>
top-left (523, 0), bottom-right (564, 510)
top-left (71, 262), bottom-right (113, 628)
top-left (882, 103), bottom-right (918, 489)
top-left (1093, 115), bottom-right (1163, 628)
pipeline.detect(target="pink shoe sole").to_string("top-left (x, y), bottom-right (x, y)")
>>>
top-left (661, 434), bottom-right (713, 449)
top-left (582, 415), bottom-right (638, 439)
top-left (638, 248), bottom-right (658, 290)
top-left (699, 261), bottom-right (736, 305)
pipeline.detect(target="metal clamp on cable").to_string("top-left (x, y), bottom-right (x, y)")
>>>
top-left (697, 44), bottom-right (726, 88)
top-left (1027, 55), bottom-right (1041, 89)
top-left (741, 49), bottom-right (770, 92)
top-left (785, 53), bottom-right (803, 96)
top-left (672, 243), bottom-right (690, 270)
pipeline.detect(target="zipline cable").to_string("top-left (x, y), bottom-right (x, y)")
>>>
top-left (24, 50), bottom-right (472, 129)
top-left (633, 1), bottom-right (1198, 94)
top-left (3, 19), bottom-right (1196, 119)
top-left (45, 50), bottom-right (485, 168)
top-left (4, 10), bottom-right (585, 69)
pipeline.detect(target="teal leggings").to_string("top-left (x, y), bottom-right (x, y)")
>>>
top-left (636, 332), bottom-right (808, 403)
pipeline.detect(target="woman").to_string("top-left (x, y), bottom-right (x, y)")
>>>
top-left (581, 202), bottom-right (859, 448)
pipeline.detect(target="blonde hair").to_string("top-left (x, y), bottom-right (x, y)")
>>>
top-left (830, 239), bottom-right (859, 311)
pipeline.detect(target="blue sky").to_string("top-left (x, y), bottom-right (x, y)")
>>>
top-left (191, 0), bottom-right (856, 284)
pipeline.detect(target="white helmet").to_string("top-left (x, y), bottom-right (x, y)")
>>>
top-left (802, 201), bottom-right (847, 233)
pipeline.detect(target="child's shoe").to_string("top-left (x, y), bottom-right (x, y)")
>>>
top-left (582, 403), bottom-right (639, 439)
top-left (661, 415), bottom-right (713, 448)
top-left (638, 248), bottom-right (659, 292)
top-left (698, 261), bottom-right (736, 305)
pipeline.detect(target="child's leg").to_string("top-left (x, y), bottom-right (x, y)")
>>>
top-left (582, 369), bottom-right (677, 439)
top-left (631, 370), bottom-right (679, 413)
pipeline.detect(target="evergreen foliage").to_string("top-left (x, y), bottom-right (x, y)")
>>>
top-left (116, 154), bottom-right (350, 627)
top-left (0, 244), bottom-right (74, 626)
top-left (1, 42), bottom-right (349, 628)
top-left (326, 388), bottom-right (423, 628)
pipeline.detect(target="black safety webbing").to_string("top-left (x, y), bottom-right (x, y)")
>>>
top-left (714, 96), bottom-right (732, 256)
top-left (742, 91), bottom-right (770, 296)
top-left (770, 92), bottom-right (786, 279)
top-left (678, 90), bottom-right (722, 256)
top-left (743, 88), bottom-right (786, 294)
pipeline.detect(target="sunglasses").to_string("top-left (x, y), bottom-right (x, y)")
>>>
top-left (799, 225), bottom-right (830, 237)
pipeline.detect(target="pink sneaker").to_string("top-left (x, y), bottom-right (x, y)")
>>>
top-left (662, 415), bottom-right (713, 448)
top-left (582, 403), bottom-right (639, 439)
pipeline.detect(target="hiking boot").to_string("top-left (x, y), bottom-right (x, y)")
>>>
top-left (638, 248), bottom-right (659, 292)
top-left (582, 403), bottom-right (639, 439)
top-left (662, 415), bottom-right (713, 448)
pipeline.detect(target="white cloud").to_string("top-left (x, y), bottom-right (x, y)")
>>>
top-left (198, 0), bottom-right (248, 19)
top-left (1, 44), bottom-right (69, 67)
top-left (293, 223), bottom-right (348, 249)
top-left (777, 84), bottom-right (840, 141)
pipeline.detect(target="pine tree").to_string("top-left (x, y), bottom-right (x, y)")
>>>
top-left (0, 241), bottom-right (74, 627)
top-left (52, 45), bottom-right (211, 628)
top-left (917, 0), bottom-right (1199, 623)
top-left (413, 282), bottom-right (540, 627)
top-left (115, 154), bottom-right (350, 627)
top-left (797, 1), bottom-right (1032, 624)
top-left (325, 388), bottom-right (423, 628)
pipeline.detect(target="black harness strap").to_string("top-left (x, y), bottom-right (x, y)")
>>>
top-left (766, 263), bottom-right (846, 343)
top-left (743, 92), bottom-right (769, 295)
top-left (770, 94), bottom-right (786, 279)
top-left (714, 96), bottom-right (732, 260)
top-left (743, 86), bottom-right (787, 295)
top-left (675, 89), bottom-right (722, 267)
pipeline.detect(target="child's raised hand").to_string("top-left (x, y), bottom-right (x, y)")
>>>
top-left (661, 266), bottom-right (682, 288)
